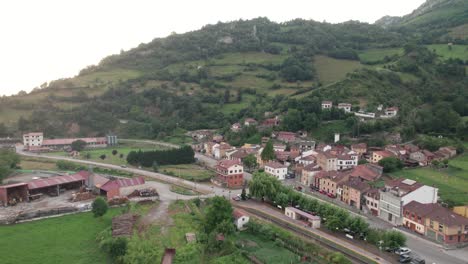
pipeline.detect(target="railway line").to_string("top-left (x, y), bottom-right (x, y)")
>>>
top-left (235, 204), bottom-right (390, 264)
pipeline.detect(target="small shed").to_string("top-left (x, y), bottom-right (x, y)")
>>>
top-left (0, 183), bottom-right (29, 206)
top-left (285, 207), bottom-right (321, 228)
top-left (233, 209), bottom-right (250, 230)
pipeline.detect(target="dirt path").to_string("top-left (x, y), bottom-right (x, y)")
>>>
top-left (139, 200), bottom-right (173, 232)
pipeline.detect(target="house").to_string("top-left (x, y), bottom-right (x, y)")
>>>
top-left (316, 151), bottom-right (337, 172)
top-left (403, 143), bottom-right (420, 154)
top-left (422, 150), bottom-right (435, 164)
top-left (244, 118), bottom-right (257, 127)
top-left (384, 107), bottom-right (399, 117)
top-left (364, 189), bottom-right (380, 216)
top-left (215, 160), bottom-right (244, 188)
top-left (318, 171), bottom-right (349, 197)
top-left (409, 151), bottom-right (428, 166)
top-left (453, 206), bottom-right (468, 218)
top-left (264, 161), bottom-right (288, 180)
top-left (212, 134), bottom-right (224, 143)
top-left (321, 101), bottom-right (333, 109)
top-left (378, 178), bottom-right (438, 225)
top-left (261, 117), bottom-right (280, 128)
top-left (371, 150), bottom-right (395, 163)
top-left (297, 130), bottom-right (308, 138)
top-left (403, 201), bottom-right (435, 235)
top-left (275, 131), bottom-right (296, 143)
top-left (338, 103), bottom-right (352, 113)
top-left (351, 143), bottom-right (367, 156)
top-left (354, 111), bottom-right (375, 119)
top-left (231, 123), bottom-right (242, 132)
top-left (213, 143), bottom-right (233, 159)
top-left (439, 147), bottom-right (457, 158)
top-left (336, 153), bottom-right (358, 170)
top-left (347, 164), bottom-right (383, 182)
top-left (273, 144), bottom-right (286, 152)
top-left (233, 209), bottom-right (250, 230)
top-left (385, 145), bottom-right (406, 157)
top-left (227, 149), bottom-right (251, 162)
top-left (23, 132), bottom-right (44, 149)
top-left (341, 178), bottom-right (370, 210)
top-left (301, 164), bottom-right (321, 187)
top-left (296, 140), bottom-right (316, 151)
top-left (404, 201), bottom-right (468, 246)
top-left (204, 142), bottom-right (216, 156)
top-left (99, 176), bottom-right (146, 199)
top-left (424, 204), bottom-right (468, 246)
top-left (298, 155), bottom-right (316, 166)
top-left (275, 151), bottom-right (290, 164)
top-left (189, 130), bottom-right (213, 141)
top-left (285, 207), bottom-right (321, 228)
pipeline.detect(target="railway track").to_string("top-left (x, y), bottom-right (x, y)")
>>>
top-left (235, 205), bottom-right (384, 264)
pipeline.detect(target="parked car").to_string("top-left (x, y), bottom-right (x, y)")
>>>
top-left (410, 257), bottom-right (425, 264)
top-left (395, 247), bottom-right (411, 256)
top-left (296, 186), bottom-right (303, 191)
top-left (399, 254), bottom-right (412, 263)
top-left (232, 196), bottom-right (241, 201)
top-left (319, 190), bottom-right (327, 195)
top-left (327, 193), bottom-right (336, 198)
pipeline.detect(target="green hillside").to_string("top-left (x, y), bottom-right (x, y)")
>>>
top-left (0, 0), bottom-right (466, 143)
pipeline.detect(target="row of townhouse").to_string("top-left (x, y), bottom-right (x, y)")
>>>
top-left (404, 201), bottom-right (468, 247)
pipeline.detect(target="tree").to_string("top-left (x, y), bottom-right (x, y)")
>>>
top-left (241, 185), bottom-right (247, 200)
top-left (119, 153), bottom-right (124, 159)
top-left (92, 197), bottom-right (108, 218)
top-left (109, 237), bottom-right (128, 259)
top-left (71, 140), bottom-right (87, 152)
top-left (112, 150), bottom-right (118, 156)
top-left (378, 157), bottom-right (403, 173)
top-left (261, 141), bottom-right (275, 161)
top-left (382, 230), bottom-right (406, 250)
top-left (223, 90), bottom-right (230, 103)
top-left (84, 153), bottom-right (91, 159)
top-left (275, 192), bottom-right (289, 208)
top-left (243, 154), bottom-right (257, 171)
top-left (204, 197), bottom-right (234, 234)
top-left (282, 109), bottom-right (303, 131)
top-left (0, 150), bottom-right (20, 183)
top-left (100, 154), bottom-right (107, 160)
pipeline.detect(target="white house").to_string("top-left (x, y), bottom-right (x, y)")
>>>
top-left (354, 111), bottom-right (375, 119)
top-left (264, 161), bottom-right (288, 180)
top-left (337, 152), bottom-right (359, 170)
top-left (23, 132), bottom-right (44, 148)
top-left (321, 101), bottom-right (333, 109)
top-left (233, 209), bottom-right (250, 230)
top-left (338, 103), bottom-right (352, 113)
top-left (385, 107), bottom-right (399, 117)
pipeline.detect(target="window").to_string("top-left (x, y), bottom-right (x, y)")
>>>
top-left (430, 220), bottom-right (434, 229)
top-left (438, 224), bottom-right (444, 232)
top-left (449, 235), bottom-right (453, 240)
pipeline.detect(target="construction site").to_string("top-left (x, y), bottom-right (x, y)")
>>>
top-left (0, 170), bottom-right (158, 224)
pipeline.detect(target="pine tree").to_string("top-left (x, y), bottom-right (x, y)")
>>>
top-left (261, 141), bottom-right (275, 161)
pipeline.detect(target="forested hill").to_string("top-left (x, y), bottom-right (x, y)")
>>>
top-left (0, 0), bottom-right (467, 143)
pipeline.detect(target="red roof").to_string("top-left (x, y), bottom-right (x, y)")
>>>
top-left (28, 171), bottom-right (90, 190)
top-left (24, 132), bottom-right (43, 136)
top-left (351, 143), bottom-right (367, 150)
top-left (286, 207), bottom-right (320, 220)
top-left (217, 159), bottom-right (241, 170)
top-left (233, 209), bottom-right (248, 219)
top-left (348, 164), bottom-right (382, 181)
top-left (0, 182), bottom-right (28, 189)
top-left (265, 161), bottom-right (288, 169)
top-left (42, 137), bottom-right (106, 146)
top-left (100, 176), bottom-right (145, 192)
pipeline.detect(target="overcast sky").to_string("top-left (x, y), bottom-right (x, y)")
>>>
top-left (0, 0), bottom-right (426, 96)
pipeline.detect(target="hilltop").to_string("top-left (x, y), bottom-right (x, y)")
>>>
top-left (0, 0), bottom-right (466, 143)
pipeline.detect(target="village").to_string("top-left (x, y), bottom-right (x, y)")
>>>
top-left (0, 102), bottom-right (467, 264)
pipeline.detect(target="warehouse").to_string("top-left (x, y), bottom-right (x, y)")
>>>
top-left (0, 183), bottom-right (29, 206)
top-left (27, 171), bottom-right (90, 196)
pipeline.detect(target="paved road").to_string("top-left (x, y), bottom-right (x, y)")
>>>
top-left (16, 146), bottom-right (242, 199)
top-left (288, 179), bottom-right (468, 264)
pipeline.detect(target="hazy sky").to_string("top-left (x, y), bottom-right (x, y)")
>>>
top-left (0, 0), bottom-right (425, 96)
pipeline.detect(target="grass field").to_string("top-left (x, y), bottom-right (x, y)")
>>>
top-left (160, 164), bottom-right (214, 182)
top-left (0, 210), bottom-right (119, 264)
top-left (310, 120), bottom-right (349, 141)
top-left (427, 44), bottom-right (468, 61)
top-left (358, 48), bottom-right (403, 63)
top-left (314, 55), bottom-right (363, 85)
top-left (170, 185), bottom-right (199, 196)
top-left (391, 154), bottom-right (468, 205)
top-left (19, 157), bottom-right (58, 171)
top-left (236, 232), bottom-right (302, 263)
top-left (49, 144), bottom-right (166, 166)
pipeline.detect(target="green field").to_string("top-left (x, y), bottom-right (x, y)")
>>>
top-left (160, 164), bottom-right (214, 182)
top-left (391, 154), bottom-right (468, 205)
top-left (49, 143), bottom-right (166, 166)
top-left (236, 232), bottom-right (302, 263)
top-left (314, 55), bottom-right (364, 85)
top-left (0, 210), bottom-right (119, 264)
top-left (358, 48), bottom-right (403, 63)
top-left (427, 44), bottom-right (468, 61)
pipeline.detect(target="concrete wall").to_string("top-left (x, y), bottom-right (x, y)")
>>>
top-left (402, 186), bottom-right (438, 206)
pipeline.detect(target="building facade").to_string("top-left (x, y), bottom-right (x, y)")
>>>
top-left (264, 161), bottom-right (288, 180)
top-left (215, 160), bottom-right (244, 188)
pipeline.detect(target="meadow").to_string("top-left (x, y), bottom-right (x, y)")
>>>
top-left (391, 154), bottom-right (468, 205)
top-left (314, 55), bottom-right (364, 85)
top-left (160, 163), bottom-right (215, 182)
top-left (0, 210), bottom-right (119, 264)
